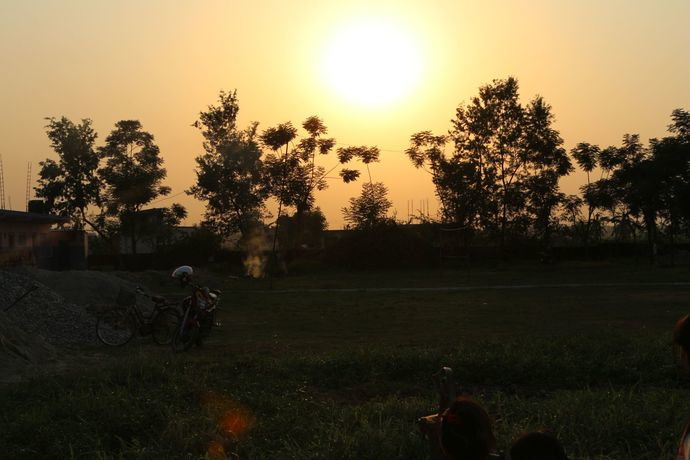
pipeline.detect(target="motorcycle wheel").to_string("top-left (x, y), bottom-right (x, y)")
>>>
top-left (151, 308), bottom-right (181, 345)
top-left (171, 311), bottom-right (198, 352)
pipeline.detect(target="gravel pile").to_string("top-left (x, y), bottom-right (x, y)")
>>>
top-left (1, 270), bottom-right (100, 346)
top-left (25, 268), bottom-right (137, 307)
top-left (0, 311), bottom-right (57, 382)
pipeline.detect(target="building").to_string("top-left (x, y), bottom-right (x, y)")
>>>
top-left (118, 208), bottom-right (191, 255)
top-left (0, 209), bottom-right (87, 269)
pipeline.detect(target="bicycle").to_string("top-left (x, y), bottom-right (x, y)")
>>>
top-left (96, 287), bottom-right (181, 346)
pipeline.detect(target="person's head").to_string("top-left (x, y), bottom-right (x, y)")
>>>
top-left (441, 397), bottom-right (495, 460)
top-left (673, 313), bottom-right (690, 369)
top-left (508, 431), bottom-right (568, 460)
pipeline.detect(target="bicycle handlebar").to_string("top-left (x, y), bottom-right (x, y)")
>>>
top-left (185, 282), bottom-right (222, 296)
top-left (135, 286), bottom-right (168, 305)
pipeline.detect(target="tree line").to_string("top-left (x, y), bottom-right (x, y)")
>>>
top-left (35, 78), bottom-right (690, 262)
top-left (407, 77), bottom-right (690, 261)
top-left (36, 118), bottom-right (186, 255)
top-left (34, 91), bottom-right (383, 255)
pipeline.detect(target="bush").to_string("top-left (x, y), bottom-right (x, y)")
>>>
top-left (323, 222), bottom-right (437, 269)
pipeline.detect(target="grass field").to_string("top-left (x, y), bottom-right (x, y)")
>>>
top-left (2, 261), bottom-right (690, 459)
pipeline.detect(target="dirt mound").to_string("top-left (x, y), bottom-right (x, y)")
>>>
top-left (22, 268), bottom-right (137, 306)
top-left (0, 270), bottom-right (102, 346)
top-left (0, 312), bottom-right (57, 382)
top-left (0, 269), bottom-right (147, 383)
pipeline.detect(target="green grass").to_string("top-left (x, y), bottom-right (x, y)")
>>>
top-left (1, 340), bottom-right (688, 459)
top-left (117, 259), bottom-right (690, 293)
top-left (220, 286), bottom-right (689, 351)
top-left (3, 262), bottom-right (690, 459)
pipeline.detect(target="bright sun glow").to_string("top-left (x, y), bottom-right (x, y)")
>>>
top-left (322, 19), bottom-right (423, 108)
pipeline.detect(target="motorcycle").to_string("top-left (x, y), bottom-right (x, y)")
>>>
top-left (170, 266), bottom-right (222, 352)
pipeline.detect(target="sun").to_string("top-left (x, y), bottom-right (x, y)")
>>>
top-left (322, 19), bottom-right (423, 108)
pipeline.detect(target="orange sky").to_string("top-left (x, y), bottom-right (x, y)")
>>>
top-left (1, 0), bottom-right (689, 228)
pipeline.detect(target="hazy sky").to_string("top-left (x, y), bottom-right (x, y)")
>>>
top-left (1, 0), bottom-right (689, 228)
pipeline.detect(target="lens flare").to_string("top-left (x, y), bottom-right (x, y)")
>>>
top-left (206, 440), bottom-right (226, 459)
top-left (201, 390), bottom-right (256, 438)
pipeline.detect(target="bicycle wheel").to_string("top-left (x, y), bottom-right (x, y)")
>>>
top-left (151, 308), bottom-right (180, 345)
top-left (96, 308), bottom-right (136, 346)
top-left (171, 310), bottom-right (198, 352)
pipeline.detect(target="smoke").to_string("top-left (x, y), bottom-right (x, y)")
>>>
top-left (242, 227), bottom-right (269, 278)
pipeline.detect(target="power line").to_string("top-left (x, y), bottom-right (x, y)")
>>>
top-left (149, 190), bottom-right (187, 204)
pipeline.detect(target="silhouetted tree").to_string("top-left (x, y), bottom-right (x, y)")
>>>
top-left (669, 108), bottom-right (690, 141)
top-left (35, 117), bottom-right (105, 236)
top-left (342, 182), bottom-right (392, 230)
top-left (455, 77), bottom-right (525, 248)
top-left (636, 111), bottom-right (690, 261)
top-left (337, 146), bottom-right (381, 184)
top-left (570, 142), bottom-right (603, 253)
top-left (261, 119), bottom-right (337, 216)
top-left (522, 97), bottom-right (572, 251)
top-left (138, 203), bottom-right (188, 250)
top-left (582, 136), bottom-right (645, 244)
top-left (583, 111), bottom-right (690, 263)
top-left (653, 137), bottom-right (690, 261)
top-left (99, 120), bottom-right (178, 255)
top-left (188, 90), bottom-right (266, 239)
top-left (339, 145), bottom-right (388, 229)
top-left (260, 118), bottom-right (367, 249)
top-left (406, 131), bottom-right (486, 229)
top-left (277, 208), bottom-right (327, 249)
top-left (407, 77), bottom-right (570, 254)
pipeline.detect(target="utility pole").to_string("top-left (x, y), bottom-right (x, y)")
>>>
top-left (0, 154), bottom-right (5, 209)
top-left (25, 161), bottom-right (32, 211)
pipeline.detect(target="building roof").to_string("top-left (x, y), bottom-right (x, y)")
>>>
top-left (0, 209), bottom-right (69, 225)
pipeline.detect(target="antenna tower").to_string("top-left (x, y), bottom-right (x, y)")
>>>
top-left (0, 155), bottom-right (5, 209)
top-left (25, 161), bottom-right (32, 211)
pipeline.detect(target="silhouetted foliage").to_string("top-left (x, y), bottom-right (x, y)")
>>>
top-left (342, 182), bottom-right (392, 230)
top-left (324, 221), bottom-right (436, 269)
top-left (261, 120), bottom-right (330, 216)
top-left (407, 77), bottom-right (571, 253)
top-left (336, 146), bottom-right (380, 184)
top-left (568, 143), bottom-right (605, 252)
top-left (277, 208), bottom-right (327, 249)
top-left (35, 117), bottom-right (103, 234)
top-left (339, 168), bottom-right (360, 183)
top-left (138, 204), bottom-right (188, 249)
top-left (522, 96), bottom-right (573, 249)
top-left (260, 118), bottom-right (370, 249)
top-left (37, 117), bottom-right (184, 254)
top-left (570, 109), bottom-right (690, 262)
top-left (188, 90), bottom-right (266, 239)
top-left (160, 225), bottom-right (222, 263)
top-left (99, 120), bottom-right (179, 255)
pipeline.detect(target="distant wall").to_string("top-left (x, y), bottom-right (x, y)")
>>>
top-left (42, 230), bottom-right (88, 270)
top-left (0, 225), bottom-right (87, 270)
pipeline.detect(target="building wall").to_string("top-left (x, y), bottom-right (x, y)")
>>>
top-left (118, 226), bottom-right (194, 255)
top-left (0, 222), bottom-right (87, 269)
top-left (0, 221), bottom-right (53, 265)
